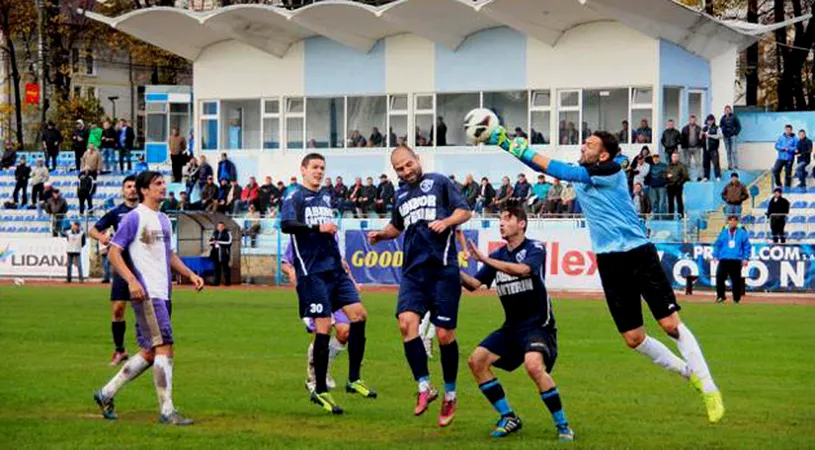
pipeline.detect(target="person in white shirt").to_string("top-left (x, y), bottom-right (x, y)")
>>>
top-left (93, 171), bottom-right (204, 426)
top-left (65, 221), bottom-right (85, 283)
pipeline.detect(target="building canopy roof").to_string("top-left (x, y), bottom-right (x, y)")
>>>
top-left (86, 0), bottom-right (785, 61)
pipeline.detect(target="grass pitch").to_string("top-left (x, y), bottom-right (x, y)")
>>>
top-left (1, 285), bottom-right (814, 449)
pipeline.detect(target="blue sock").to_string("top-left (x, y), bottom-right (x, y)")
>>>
top-left (439, 340), bottom-right (458, 396)
top-left (479, 379), bottom-right (514, 417)
top-left (541, 387), bottom-right (568, 427)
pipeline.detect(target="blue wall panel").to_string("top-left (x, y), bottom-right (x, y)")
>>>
top-left (737, 111), bottom-right (815, 142)
top-left (659, 40), bottom-right (711, 89)
top-left (305, 38), bottom-right (385, 96)
top-left (435, 27), bottom-right (526, 93)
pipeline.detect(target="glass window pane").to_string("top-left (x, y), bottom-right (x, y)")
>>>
top-left (416, 95), bottom-right (434, 111)
top-left (390, 95), bottom-right (408, 112)
top-left (147, 102), bottom-right (167, 113)
top-left (287, 117), bottom-right (304, 149)
top-left (169, 114), bottom-right (190, 138)
top-left (287, 97), bottom-right (304, 114)
top-left (263, 117), bottom-right (280, 149)
top-left (558, 111), bottom-right (579, 145)
top-left (221, 99), bottom-right (261, 149)
top-left (559, 91), bottom-right (579, 108)
top-left (437, 93), bottom-right (479, 146)
top-left (632, 87), bottom-right (653, 105)
top-left (202, 102), bottom-right (217, 115)
top-left (582, 89), bottom-right (628, 143)
top-left (347, 96), bottom-right (386, 148)
top-left (532, 90), bottom-right (550, 108)
top-left (632, 109), bottom-right (653, 144)
top-left (483, 91), bottom-right (528, 138)
top-left (530, 111), bottom-right (550, 145)
top-left (307, 97), bottom-right (344, 149)
top-left (201, 119), bottom-right (218, 150)
top-left (389, 116), bottom-right (408, 147)
top-left (170, 103), bottom-right (189, 113)
top-left (264, 99), bottom-right (280, 115)
top-left (415, 114), bottom-right (433, 147)
top-left (147, 113), bottom-right (167, 142)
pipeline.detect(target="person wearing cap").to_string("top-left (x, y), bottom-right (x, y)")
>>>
top-left (712, 215), bottom-right (751, 304)
top-left (30, 157), bottom-right (50, 205)
top-left (720, 173), bottom-right (749, 216)
top-left (375, 174), bottom-right (395, 217)
top-left (72, 119), bottom-right (89, 172)
top-left (766, 188), bottom-right (790, 244)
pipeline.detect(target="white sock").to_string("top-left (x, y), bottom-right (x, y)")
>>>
top-left (306, 342), bottom-right (315, 383)
top-left (634, 335), bottom-right (691, 378)
top-left (418, 378), bottom-right (431, 393)
top-left (444, 391), bottom-right (457, 401)
top-left (328, 336), bottom-right (345, 364)
top-left (101, 353), bottom-right (150, 399)
top-left (672, 323), bottom-right (718, 393)
top-left (153, 355), bottom-right (175, 416)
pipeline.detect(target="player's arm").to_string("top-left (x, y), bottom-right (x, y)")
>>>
top-left (281, 261), bottom-right (297, 285)
top-left (490, 127), bottom-right (592, 184)
top-left (467, 239), bottom-right (533, 277)
top-left (169, 253), bottom-right (205, 291)
top-left (88, 226), bottom-right (109, 245)
top-left (109, 213), bottom-right (146, 301)
top-left (368, 223), bottom-right (401, 245)
top-left (460, 271), bottom-right (484, 291)
top-left (89, 212), bottom-right (114, 244)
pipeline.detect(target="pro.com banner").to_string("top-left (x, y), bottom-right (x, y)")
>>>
top-left (345, 230), bottom-right (479, 284)
top-left (657, 243), bottom-right (815, 292)
top-left (0, 237), bottom-right (90, 278)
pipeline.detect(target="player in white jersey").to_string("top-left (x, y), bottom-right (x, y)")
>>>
top-left (93, 171), bottom-right (204, 425)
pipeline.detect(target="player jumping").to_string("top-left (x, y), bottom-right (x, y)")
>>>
top-left (88, 175), bottom-right (138, 366)
top-left (488, 128), bottom-right (724, 423)
top-left (367, 146), bottom-right (472, 427)
top-left (461, 206), bottom-right (574, 440)
top-left (281, 153), bottom-right (376, 415)
top-left (93, 171), bottom-right (205, 425)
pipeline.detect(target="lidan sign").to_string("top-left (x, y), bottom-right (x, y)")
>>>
top-left (0, 238), bottom-right (89, 278)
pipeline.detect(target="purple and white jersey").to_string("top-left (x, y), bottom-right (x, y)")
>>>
top-left (111, 204), bottom-right (174, 301)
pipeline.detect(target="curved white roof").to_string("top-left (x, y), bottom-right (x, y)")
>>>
top-left (85, 0), bottom-right (763, 61)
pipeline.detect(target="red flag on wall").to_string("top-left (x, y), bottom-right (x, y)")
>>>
top-left (25, 83), bottom-right (39, 104)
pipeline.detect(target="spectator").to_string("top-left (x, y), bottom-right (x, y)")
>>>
top-left (630, 146), bottom-right (651, 192)
top-left (169, 127), bottom-right (188, 182)
top-left (581, 121), bottom-right (592, 142)
top-left (666, 152), bottom-right (690, 217)
top-left (100, 120), bottom-right (117, 172)
top-left (388, 127), bottom-right (398, 147)
top-left (45, 188), bottom-right (68, 236)
top-left (773, 124), bottom-right (798, 188)
top-left (617, 120), bottom-right (630, 144)
top-left (30, 158), bottom-right (49, 205)
top-left (71, 119), bottom-right (89, 171)
top-left (713, 215), bottom-right (751, 304)
top-left (494, 176), bottom-right (514, 211)
top-left (65, 221), bottom-right (86, 283)
top-left (117, 119), bottom-right (134, 172)
top-left (357, 177), bottom-right (377, 217)
top-left (88, 121), bottom-right (102, 152)
top-left (661, 119), bottom-right (681, 159)
top-left (631, 182), bottom-right (652, 215)
top-left (12, 155), bottom-right (31, 206)
top-left (217, 152), bottom-right (237, 184)
top-left (475, 176), bottom-right (495, 214)
top-left (635, 119), bottom-right (652, 143)
top-left (178, 191), bottom-right (189, 211)
top-left (546, 178), bottom-right (563, 214)
top-left (134, 154), bottom-right (148, 173)
top-left (766, 187), bottom-right (790, 244)
top-left (77, 171), bottom-right (94, 215)
top-left (436, 116), bottom-right (448, 146)
top-left (647, 154), bottom-right (668, 214)
top-left (81, 144), bottom-right (102, 181)
top-left (564, 122), bottom-right (578, 145)
top-left (375, 174), bottom-right (395, 216)
top-left (161, 192), bottom-right (179, 213)
top-left (2, 141), bottom-right (17, 169)
top-left (184, 157), bottom-right (200, 196)
top-left (241, 176), bottom-right (260, 211)
top-left (702, 114), bottom-right (722, 181)
top-left (258, 176), bottom-right (278, 214)
top-left (201, 175), bottom-right (219, 211)
top-left (460, 174), bottom-right (479, 210)
top-left (348, 130), bottom-right (367, 148)
top-left (197, 155), bottom-right (213, 191)
top-left (448, 174), bottom-right (463, 193)
top-left (245, 204), bottom-right (262, 248)
top-left (415, 126), bottom-right (428, 146)
top-left (531, 174), bottom-right (550, 214)
top-left (215, 180), bottom-right (230, 213)
top-left (42, 121), bottom-right (63, 170)
top-left (721, 172), bottom-right (749, 216)
top-left (307, 138), bottom-right (318, 149)
top-left (561, 182), bottom-right (577, 214)
top-left (530, 128), bottom-right (546, 145)
top-left (209, 221), bottom-right (232, 286)
top-left (681, 115), bottom-right (703, 181)
top-left (511, 173), bottom-right (531, 206)
top-left (218, 179), bottom-right (242, 214)
top-left (369, 127), bottom-right (384, 147)
top-left (719, 105), bottom-right (742, 170)
top-left (286, 176), bottom-right (298, 194)
top-left (333, 176), bottom-right (349, 211)
top-left (38, 182), bottom-right (53, 215)
top-left (795, 129), bottom-right (812, 189)
top-left (349, 177), bottom-right (364, 217)
top-left (514, 127), bottom-right (528, 139)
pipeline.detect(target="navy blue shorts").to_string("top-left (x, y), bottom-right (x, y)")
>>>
top-left (296, 269), bottom-right (360, 319)
top-left (480, 327), bottom-right (558, 373)
top-left (397, 262), bottom-right (461, 329)
top-left (110, 275), bottom-right (131, 302)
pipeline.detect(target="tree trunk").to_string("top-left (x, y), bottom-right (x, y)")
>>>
top-left (774, 0), bottom-right (789, 110)
top-left (2, 6), bottom-right (24, 148)
top-left (746, 0), bottom-right (758, 106)
top-left (705, 0), bottom-right (714, 15)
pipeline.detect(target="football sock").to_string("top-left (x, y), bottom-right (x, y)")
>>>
top-left (403, 337), bottom-right (430, 390)
top-left (478, 379), bottom-right (514, 417)
top-left (672, 323), bottom-right (718, 393)
top-left (328, 336), bottom-right (346, 363)
top-left (439, 340), bottom-right (458, 400)
top-left (112, 321), bottom-right (126, 353)
top-left (101, 352), bottom-right (150, 399)
top-left (313, 333), bottom-right (331, 394)
top-left (153, 355), bottom-right (175, 416)
top-left (347, 321), bottom-right (366, 382)
top-left (634, 335), bottom-right (691, 378)
top-left (540, 387), bottom-right (569, 427)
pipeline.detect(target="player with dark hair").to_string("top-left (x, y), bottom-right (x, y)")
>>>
top-left (89, 175), bottom-right (138, 365)
top-left (462, 206), bottom-right (573, 440)
top-left (281, 153), bottom-right (375, 415)
top-left (488, 128), bottom-right (724, 423)
top-left (367, 146), bottom-right (472, 427)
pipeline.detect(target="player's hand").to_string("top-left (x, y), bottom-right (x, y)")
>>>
top-left (128, 280), bottom-right (146, 302)
top-left (190, 274), bottom-right (205, 291)
top-left (319, 223), bottom-right (338, 234)
top-left (742, 260), bottom-right (749, 267)
top-left (367, 231), bottom-right (381, 245)
top-left (428, 220), bottom-right (449, 234)
top-left (100, 235), bottom-right (111, 246)
top-left (467, 239), bottom-right (486, 262)
top-left (354, 281), bottom-right (361, 293)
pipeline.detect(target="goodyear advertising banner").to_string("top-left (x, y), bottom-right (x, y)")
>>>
top-left (346, 230), bottom-right (479, 284)
top-left (0, 237), bottom-right (90, 278)
top-left (656, 243), bottom-right (815, 292)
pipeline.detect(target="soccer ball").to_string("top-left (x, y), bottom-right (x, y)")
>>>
top-left (463, 108), bottom-right (500, 144)
top-left (13, 278), bottom-right (25, 286)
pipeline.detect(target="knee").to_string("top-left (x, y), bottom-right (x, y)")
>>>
top-left (622, 329), bottom-right (646, 349)
top-left (436, 328), bottom-right (456, 345)
top-left (467, 351), bottom-right (488, 374)
top-left (659, 315), bottom-right (681, 339)
top-left (523, 356), bottom-right (545, 380)
top-left (112, 303), bottom-right (126, 321)
top-left (346, 304), bottom-right (367, 323)
top-left (398, 315), bottom-right (418, 338)
top-left (334, 325), bottom-right (350, 344)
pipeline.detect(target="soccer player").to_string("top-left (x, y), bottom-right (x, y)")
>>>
top-left (88, 175), bottom-right (138, 366)
top-left (281, 153), bottom-right (375, 415)
top-left (461, 206), bottom-right (573, 440)
top-left (367, 146), bottom-right (472, 427)
top-left (93, 171), bottom-right (205, 425)
top-left (488, 128), bottom-right (724, 422)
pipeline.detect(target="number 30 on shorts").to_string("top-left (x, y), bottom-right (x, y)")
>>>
top-left (309, 303), bottom-right (324, 314)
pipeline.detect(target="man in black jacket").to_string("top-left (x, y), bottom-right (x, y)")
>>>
top-left (101, 120), bottom-right (118, 173)
top-left (766, 188), bottom-right (790, 244)
top-left (13, 155), bottom-right (31, 205)
top-left (357, 177), bottom-right (377, 217)
top-left (258, 176), bottom-right (278, 214)
top-left (334, 176), bottom-right (350, 214)
top-left (72, 120), bottom-right (89, 171)
top-left (660, 120), bottom-right (681, 159)
top-left (117, 119), bottom-right (135, 172)
top-left (681, 115), bottom-right (703, 181)
top-left (1, 141), bottom-right (16, 169)
top-left (209, 222), bottom-right (233, 286)
top-left (42, 121), bottom-right (63, 170)
top-left (795, 129), bottom-right (812, 189)
top-left (375, 174), bottom-right (395, 217)
top-left (476, 177), bottom-right (496, 214)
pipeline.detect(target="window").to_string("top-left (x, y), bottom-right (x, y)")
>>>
top-left (146, 102), bottom-right (167, 142)
top-left (437, 93), bottom-right (479, 146)
top-left (557, 90), bottom-right (580, 145)
top-left (169, 103), bottom-right (190, 137)
top-left (200, 101), bottom-right (218, 150)
top-left (262, 98), bottom-right (280, 150)
top-left (347, 96), bottom-right (386, 148)
top-left (286, 96), bottom-right (305, 150)
top-left (85, 86), bottom-right (98, 100)
top-left (483, 91), bottom-right (528, 139)
top-left (529, 90), bottom-right (551, 145)
top-left (388, 94), bottom-right (408, 147)
top-left (582, 89), bottom-right (628, 144)
top-left (631, 87), bottom-right (654, 144)
top-left (71, 47), bottom-right (96, 76)
top-left (73, 85), bottom-right (82, 98)
top-left (306, 97), bottom-right (344, 149)
top-left (221, 99), bottom-right (261, 150)
top-left (414, 94), bottom-right (435, 147)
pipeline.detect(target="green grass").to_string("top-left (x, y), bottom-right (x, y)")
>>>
top-left (1, 285), bottom-right (814, 449)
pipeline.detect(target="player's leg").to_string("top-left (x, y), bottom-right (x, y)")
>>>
top-left (715, 260), bottom-right (728, 303)
top-left (95, 348), bottom-right (153, 420)
top-left (469, 333), bottom-right (523, 438)
top-left (110, 300), bottom-right (129, 365)
top-left (729, 261), bottom-right (744, 303)
top-left (335, 272), bottom-right (376, 398)
top-left (397, 272), bottom-right (437, 415)
top-left (432, 264), bottom-right (463, 427)
top-left (523, 331), bottom-right (573, 441)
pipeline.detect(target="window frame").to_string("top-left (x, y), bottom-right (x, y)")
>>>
top-left (261, 97), bottom-right (281, 151)
top-left (199, 99), bottom-right (220, 152)
top-left (413, 93), bottom-right (435, 147)
top-left (557, 89), bottom-right (582, 146)
top-left (284, 96), bottom-right (306, 151)
top-left (387, 93), bottom-right (409, 147)
top-left (529, 89), bottom-right (552, 146)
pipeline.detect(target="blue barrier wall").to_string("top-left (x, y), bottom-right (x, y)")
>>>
top-left (736, 111), bottom-right (815, 143)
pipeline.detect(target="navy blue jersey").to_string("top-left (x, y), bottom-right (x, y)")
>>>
top-left (281, 185), bottom-right (343, 277)
top-left (94, 203), bottom-right (136, 233)
top-left (391, 172), bottom-right (470, 273)
top-left (475, 238), bottom-right (554, 331)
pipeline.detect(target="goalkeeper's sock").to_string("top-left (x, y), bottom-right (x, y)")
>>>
top-left (634, 335), bottom-right (691, 378)
top-left (672, 323), bottom-right (718, 393)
